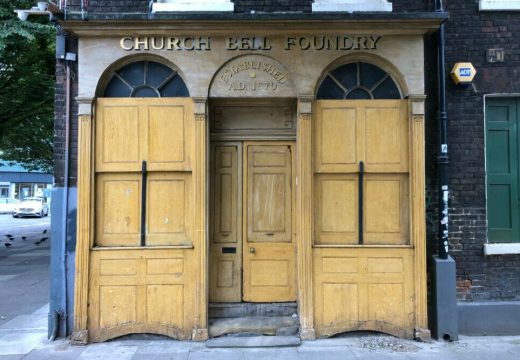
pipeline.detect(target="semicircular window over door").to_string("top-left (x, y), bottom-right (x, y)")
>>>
top-left (103, 60), bottom-right (189, 97)
top-left (316, 62), bottom-right (401, 100)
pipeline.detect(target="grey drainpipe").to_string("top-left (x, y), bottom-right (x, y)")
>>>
top-left (436, 0), bottom-right (449, 259)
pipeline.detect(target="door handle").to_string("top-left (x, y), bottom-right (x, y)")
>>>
top-left (249, 247), bottom-right (256, 254)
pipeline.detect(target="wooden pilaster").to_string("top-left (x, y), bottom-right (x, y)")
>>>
top-left (71, 98), bottom-right (95, 344)
top-left (192, 98), bottom-right (209, 341)
top-left (409, 95), bottom-right (428, 333)
top-left (297, 97), bottom-right (315, 340)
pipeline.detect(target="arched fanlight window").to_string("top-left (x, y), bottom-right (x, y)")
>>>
top-left (103, 60), bottom-right (189, 98)
top-left (316, 62), bottom-right (401, 100)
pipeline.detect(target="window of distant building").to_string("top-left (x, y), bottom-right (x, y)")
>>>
top-left (151, 0), bottom-right (233, 12)
top-left (479, 0), bottom-right (520, 11)
top-left (312, 0), bottom-right (392, 12)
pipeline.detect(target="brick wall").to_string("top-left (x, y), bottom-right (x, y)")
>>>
top-left (64, 1), bottom-right (432, 14)
top-left (441, 0), bottom-right (520, 301)
top-left (53, 32), bottom-right (78, 188)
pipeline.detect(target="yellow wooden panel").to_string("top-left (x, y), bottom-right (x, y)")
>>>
top-left (147, 284), bottom-right (184, 327)
top-left (99, 259), bottom-right (137, 276)
top-left (146, 259), bottom-right (184, 275)
top-left (315, 104), bottom-right (358, 173)
top-left (315, 175), bottom-right (358, 245)
top-left (364, 175), bottom-right (409, 245)
top-left (213, 146), bottom-right (239, 244)
top-left (365, 107), bottom-right (401, 165)
top-left (96, 105), bottom-right (141, 172)
top-left (322, 283), bottom-right (359, 326)
top-left (368, 284), bottom-right (405, 328)
top-left (322, 257), bottom-right (358, 273)
top-left (247, 144), bottom-right (292, 243)
top-left (251, 173), bottom-right (286, 234)
top-left (209, 246), bottom-right (242, 302)
top-left (217, 260), bottom-right (234, 288)
top-left (243, 244), bottom-right (295, 302)
top-left (367, 257), bottom-right (403, 274)
top-left (147, 105), bottom-right (186, 168)
top-left (95, 174), bottom-right (141, 247)
top-left (147, 173), bottom-right (191, 246)
top-left (250, 260), bottom-right (288, 286)
top-left (88, 249), bottom-right (194, 342)
top-left (253, 151), bottom-right (287, 167)
top-left (99, 286), bottom-right (137, 328)
top-left (364, 101), bottom-right (408, 172)
top-left (313, 248), bottom-right (415, 339)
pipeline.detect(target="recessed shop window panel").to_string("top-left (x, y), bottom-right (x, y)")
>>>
top-left (315, 174), bottom-right (358, 245)
top-left (96, 105), bottom-right (141, 172)
top-left (95, 173), bottom-right (141, 247)
top-left (364, 175), bottom-right (409, 245)
top-left (146, 173), bottom-right (192, 247)
top-left (364, 105), bottom-right (408, 171)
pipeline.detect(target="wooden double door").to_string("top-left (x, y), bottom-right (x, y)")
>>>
top-left (210, 141), bottom-right (296, 303)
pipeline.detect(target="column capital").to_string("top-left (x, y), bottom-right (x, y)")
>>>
top-left (298, 96), bottom-right (314, 115)
top-left (408, 94), bottom-right (427, 116)
top-left (76, 97), bottom-right (95, 116)
top-left (192, 97), bottom-right (207, 116)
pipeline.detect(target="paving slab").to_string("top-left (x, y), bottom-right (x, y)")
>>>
top-left (188, 349), bottom-right (245, 360)
top-left (76, 343), bottom-right (138, 360)
top-left (206, 335), bottom-right (301, 348)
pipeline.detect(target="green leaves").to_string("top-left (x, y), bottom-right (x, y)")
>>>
top-left (0, 0), bottom-right (55, 172)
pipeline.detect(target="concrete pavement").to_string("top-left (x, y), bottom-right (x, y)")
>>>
top-left (1, 330), bottom-right (520, 360)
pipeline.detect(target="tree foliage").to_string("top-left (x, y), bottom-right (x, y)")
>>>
top-left (0, 0), bottom-right (55, 173)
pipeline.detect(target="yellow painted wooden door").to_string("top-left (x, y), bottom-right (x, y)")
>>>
top-left (88, 98), bottom-right (194, 342)
top-left (312, 100), bottom-right (418, 338)
top-left (209, 144), bottom-right (242, 302)
top-left (242, 142), bottom-right (296, 302)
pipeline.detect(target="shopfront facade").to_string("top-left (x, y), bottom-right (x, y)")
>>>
top-left (59, 14), bottom-right (446, 342)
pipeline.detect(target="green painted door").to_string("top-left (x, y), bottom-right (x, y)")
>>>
top-left (486, 98), bottom-right (519, 242)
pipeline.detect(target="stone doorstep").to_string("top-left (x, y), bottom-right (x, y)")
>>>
top-left (205, 335), bottom-right (301, 348)
top-left (209, 316), bottom-right (299, 338)
top-left (209, 302), bottom-right (297, 319)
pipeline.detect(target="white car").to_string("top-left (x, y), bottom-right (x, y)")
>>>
top-left (0, 198), bottom-right (19, 214)
top-left (12, 197), bottom-right (49, 218)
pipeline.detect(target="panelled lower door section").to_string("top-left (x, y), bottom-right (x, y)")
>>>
top-left (90, 98), bottom-right (194, 342)
top-left (243, 143), bottom-right (296, 302)
top-left (312, 100), bottom-right (414, 338)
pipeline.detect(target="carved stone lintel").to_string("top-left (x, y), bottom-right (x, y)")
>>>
top-left (192, 328), bottom-right (209, 342)
top-left (70, 330), bottom-right (88, 345)
top-left (300, 328), bottom-right (316, 341)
